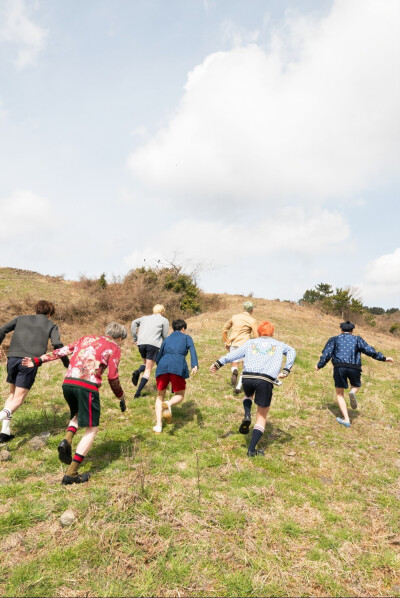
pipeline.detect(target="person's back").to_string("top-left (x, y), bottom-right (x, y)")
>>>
top-left (39, 335), bottom-right (121, 387)
top-left (1, 314), bottom-right (61, 358)
top-left (132, 313), bottom-right (169, 348)
top-left (241, 336), bottom-right (295, 379)
top-left (223, 311), bottom-right (258, 347)
top-left (318, 331), bottom-right (386, 370)
top-left (156, 329), bottom-right (197, 379)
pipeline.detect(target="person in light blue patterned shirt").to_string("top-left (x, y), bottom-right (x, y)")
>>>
top-left (210, 321), bottom-right (296, 457)
top-left (316, 320), bottom-right (393, 428)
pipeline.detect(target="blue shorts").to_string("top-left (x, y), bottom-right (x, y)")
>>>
top-left (6, 357), bottom-right (38, 390)
top-left (333, 367), bottom-right (361, 389)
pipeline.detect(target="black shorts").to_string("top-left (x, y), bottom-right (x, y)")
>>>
top-left (62, 381), bottom-right (101, 427)
top-left (6, 357), bottom-right (38, 390)
top-left (242, 377), bottom-right (273, 408)
top-left (138, 344), bottom-right (159, 361)
top-left (333, 367), bottom-right (362, 389)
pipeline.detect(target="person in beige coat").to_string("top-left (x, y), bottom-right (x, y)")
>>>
top-left (222, 301), bottom-right (258, 394)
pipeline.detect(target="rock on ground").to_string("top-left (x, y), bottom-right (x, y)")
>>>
top-left (0, 449), bottom-right (12, 461)
top-left (60, 509), bottom-right (78, 527)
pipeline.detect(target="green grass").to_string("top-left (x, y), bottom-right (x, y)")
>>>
top-left (1, 295), bottom-right (400, 596)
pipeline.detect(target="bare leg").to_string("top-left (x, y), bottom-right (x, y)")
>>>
top-left (255, 405), bottom-right (269, 429)
top-left (336, 388), bottom-right (350, 423)
top-left (155, 389), bottom-right (166, 428)
top-left (3, 385), bottom-right (30, 414)
top-left (75, 426), bottom-right (99, 456)
top-left (168, 389), bottom-right (186, 408)
top-left (144, 359), bottom-right (155, 379)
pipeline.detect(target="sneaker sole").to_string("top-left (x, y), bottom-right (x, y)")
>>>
top-left (131, 371), bottom-right (139, 386)
top-left (161, 402), bottom-right (172, 424)
top-left (349, 392), bottom-right (358, 409)
top-left (231, 372), bottom-right (238, 386)
top-left (239, 419), bottom-right (251, 434)
top-left (58, 444), bottom-right (72, 465)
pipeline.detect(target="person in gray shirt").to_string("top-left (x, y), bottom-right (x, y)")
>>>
top-left (0, 300), bottom-right (69, 442)
top-left (131, 304), bottom-right (169, 398)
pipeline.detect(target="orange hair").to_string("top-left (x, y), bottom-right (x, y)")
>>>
top-left (257, 321), bottom-right (274, 337)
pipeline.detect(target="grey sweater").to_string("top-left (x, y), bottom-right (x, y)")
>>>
top-left (131, 313), bottom-right (169, 348)
top-left (0, 314), bottom-right (63, 358)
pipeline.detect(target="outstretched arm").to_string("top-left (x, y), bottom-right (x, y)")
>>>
top-left (357, 337), bottom-right (387, 361)
top-left (131, 318), bottom-right (141, 344)
top-left (316, 337), bottom-right (335, 370)
top-left (210, 344), bottom-right (247, 372)
top-left (222, 319), bottom-right (233, 345)
top-left (0, 317), bottom-right (18, 345)
top-left (280, 344), bottom-right (296, 377)
top-left (187, 336), bottom-right (199, 374)
top-left (22, 342), bottom-right (77, 368)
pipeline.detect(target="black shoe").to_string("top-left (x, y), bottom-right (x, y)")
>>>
top-left (131, 370), bottom-right (140, 386)
top-left (62, 472), bottom-right (90, 485)
top-left (239, 417), bottom-right (251, 434)
top-left (0, 433), bottom-right (15, 443)
top-left (231, 370), bottom-right (238, 386)
top-left (247, 448), bottom-right (265, 457)
top-left (234, 388), bottom-right (242, 395)
top-left (134, 391), bottom-right (140, 399)
top-left (57, 439), bottom-right (72, 464)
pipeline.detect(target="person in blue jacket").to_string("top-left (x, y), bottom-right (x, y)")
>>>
top-left (153, 319), bottom-right (198, 433)
top-left (316, 320), bottom-right (394, 427)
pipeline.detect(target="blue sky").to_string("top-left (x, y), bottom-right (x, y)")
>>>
top-left (0, 0), bottom-right (399, 308)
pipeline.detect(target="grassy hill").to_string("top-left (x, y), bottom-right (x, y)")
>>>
top-left (0, 270), bottom-right (399, 597)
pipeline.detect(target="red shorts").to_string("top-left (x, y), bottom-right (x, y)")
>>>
top-left (156, 373), bottom-right (186, 393)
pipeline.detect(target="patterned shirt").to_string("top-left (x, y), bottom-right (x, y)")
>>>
top-left (219, 337), bottom-right (296, 379)
top-left (317, 333), bottom-right (386, 370)
top-left (36, 335), bottom-right (123, 396)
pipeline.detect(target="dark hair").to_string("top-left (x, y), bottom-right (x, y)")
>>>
top-left (340, 320), bottom-right (355, 332)
top-left (35, 300), bottom-right (55, 317)
top-left (172, 319), bottom-right (187, 331)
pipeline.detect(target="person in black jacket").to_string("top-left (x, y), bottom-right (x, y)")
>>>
top-left (0, 300), bottom-right (69, 442)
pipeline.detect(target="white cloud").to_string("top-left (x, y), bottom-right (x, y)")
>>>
top-left (359, 249), bottom-right (400, 305)
top-left (220, 19), bottom-right (260, 48)
top-left (0, 190), bottom-right (54, 239)
top-left (128, 0), bottom-right (400, 211)
top-left (0, 0), bottom-right (47, 69)
top-left (124, 208), bottom-right (350, 269)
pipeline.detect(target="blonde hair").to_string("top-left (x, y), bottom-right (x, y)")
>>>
top-left (153, 304), bottom-right (165, 315)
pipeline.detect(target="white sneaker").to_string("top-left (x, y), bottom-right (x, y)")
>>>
top-left (152, 425), bottom-right (162, 434)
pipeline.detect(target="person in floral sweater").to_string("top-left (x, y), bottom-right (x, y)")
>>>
top-left (22, 322), bottom-right (127, 484)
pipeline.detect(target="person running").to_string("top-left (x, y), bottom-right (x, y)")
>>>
top-left (153, 319), bottom-right (198, 433)
top-left (22, 322), bottom-right (127, 484)
top-left (210, 321), bottom-right (296, 457)
top-left (316, 320), bottom-right (394, 427)
top-left (222, 300), bottom-right (258, 395)
top-left (0, 300), bottom-right (69, 443)
top-left (131, 304), bottom-right (169, 399)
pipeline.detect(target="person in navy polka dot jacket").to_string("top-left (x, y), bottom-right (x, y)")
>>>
top-left (315, 320), bottom-right (394, 427)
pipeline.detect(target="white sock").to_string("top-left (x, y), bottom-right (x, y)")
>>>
top-left (236, 374), bottom-right (243, 390)
top-left (1, 417), bottom-right (11, 435)
top-left (0, 408), bottom-right (11, 422)
top-left (231, 366), bottom-right (238, 373)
